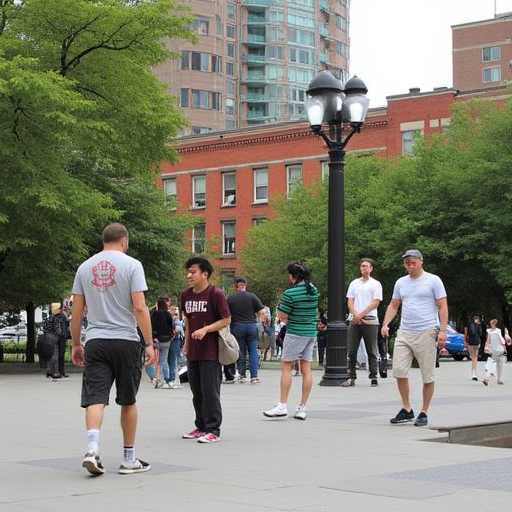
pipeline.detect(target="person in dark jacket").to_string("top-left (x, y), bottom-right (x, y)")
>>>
top-left (151, 296), bottom-right (175, 388)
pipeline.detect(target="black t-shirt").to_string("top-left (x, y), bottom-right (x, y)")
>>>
top-left (227, 290), bottom-right (264, 323)
top-left (467, 322), bottom-right (482, 345)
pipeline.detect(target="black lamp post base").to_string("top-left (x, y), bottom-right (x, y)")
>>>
top-left (319, 376), bottom-right (351, 387)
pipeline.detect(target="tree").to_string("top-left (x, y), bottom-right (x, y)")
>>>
top-left (0, 0), bottom-right (196, 360)
top-left (240, 97), bottom-right (512, 328)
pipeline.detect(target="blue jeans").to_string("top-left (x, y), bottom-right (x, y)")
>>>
top-left (167, 338), bottom-right (181, 381)
top-left (232, 322), bottom-right (259, 378)
top-left (159, 343), bottom-right (170, 383)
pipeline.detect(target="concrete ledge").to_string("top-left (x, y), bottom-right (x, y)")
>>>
top-left (434, 420), bottom-right (512, 447)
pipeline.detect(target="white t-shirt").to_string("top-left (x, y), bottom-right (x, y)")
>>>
top-left (392, 271), bottom-right (446, 333)
top-left (346, 277), bottom-right (383, 319)
top-left (72, 250), bottom-right (148, 342)
top-left (487, 328), bottom-right (505, 356)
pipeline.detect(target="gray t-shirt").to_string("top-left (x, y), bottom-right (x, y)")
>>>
top-left (72, 250), bottom-right (148, 342)
top-left (392, 271), bottom-right (446, 333)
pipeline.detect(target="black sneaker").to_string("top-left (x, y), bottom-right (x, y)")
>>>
top-left (371, 379), bottom-right (378, 387)
top-left (82, 452), bottom-right (105, 475)
top-left (414, 412), bottom-right (428, 427)
top-left (390, 408), bottom-right (414, 424)
top-left (118, 458), bottom-right (151, 474)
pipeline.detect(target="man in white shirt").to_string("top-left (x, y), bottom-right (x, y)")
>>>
top-left (343, 258), bottom-right (382, 387)
top-left (381, 250), bottom-right (448, 427)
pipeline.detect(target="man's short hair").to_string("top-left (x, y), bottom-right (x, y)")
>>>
top-left (185, 256), bottom-right (214, 278)
top-left (234, 277), bottom-right (246, 285)
top-left (102, 223), bottom-right (128, 244)
top-left (360, 258), bottom-right (375, 266)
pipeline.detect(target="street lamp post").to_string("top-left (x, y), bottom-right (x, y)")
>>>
top-left (305, 70), bottom-right (369, 386)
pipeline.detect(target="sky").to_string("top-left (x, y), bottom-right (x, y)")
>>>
top-left (349, 0), bottom-right (512, 107)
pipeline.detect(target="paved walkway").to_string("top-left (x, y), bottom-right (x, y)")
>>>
top-left (1, 359), bottom-right (511, 511)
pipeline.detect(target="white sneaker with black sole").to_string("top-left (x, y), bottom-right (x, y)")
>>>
top-left (82, 452), bottom-right (105, 475)
top-left (118, 459), bottom-right (151, 474)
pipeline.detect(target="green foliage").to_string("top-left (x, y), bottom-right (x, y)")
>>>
top-left (0, 0), bottom-right (196, 313)
top-left (241, 97), bottom-right (512, 326)
top-left (242, 182), bottom-right (327, 309)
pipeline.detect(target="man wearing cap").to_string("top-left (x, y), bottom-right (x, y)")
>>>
top-left (343, 258), bottom-right (383, 388)
top-left (381, 249), bottom-right (448, 427)
top-left (227, 278), bottom-right (266, 383)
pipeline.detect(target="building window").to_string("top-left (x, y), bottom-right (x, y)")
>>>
top-left (181, 51), bottom-right (189, 70)
top-left (194, 18), bottom-right (209, 35)
top-left (192, 89), bottom-right (210, 109)
top-left (212, 55), bottom-right (222, 73)
top-left (191, 52), bottom-right (210, 72)
top-left (287, 164), bottom-right (302, 196)
top-left (483, 66), bottom-right (501, 83)
top-left (216, 16), bottom-right (223, 36)
top-left (212, 92), bottom-right (222, 110)
top-left (254, 168), bottom-right (268, 203)
top-left (482, 46), bottom-right (500, 62)
top-left (222, 222), bottom-right (236, 255)
top-left (401, 130), bottom-right (420, 156)
top-left (227, 3), bottom-right (235, 20)
top-left (226, 24), bottom-right (235, 39)
top-left (226, 61), bottom-right (235, 76)
top-left (227, 43), bottom-right (235, 58)
top-left (192, 126), bottom-right (212, 135)
top-left (226, 120), bottom-right (235, 130)
top-left (192, 175), bottom-right (206, 208)
top-left (222, 172), bottom-right (236, 205)
top-left (267, 45), bottom-right (283, 60)
top-left (321, 161), bottom-right (329, 181)
top-left (163, 178), bottom-right (177, 207)
top-left (267, 65), bottom-right (284, 80)
top-left (268, 8), bottom-right (284, 23)
top-left (192, 223), bottom-right (205, 254)
top-left (335, 14), bottom-right (346, 30)
top-left (226, 80), bottom-right (235, 95)
top-left (221, 270), bottom-right (235, 292)
top-left (252, 216), bottom-right (267, 226)
top-left (336, 41), bottom-right (347, 56)
top-left (180, 88), bottom-right (189, 107)
top-left (226, 98), bottom-right (234, 115)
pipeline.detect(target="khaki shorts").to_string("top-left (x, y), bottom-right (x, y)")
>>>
top-left (392, 328), bottom-right (438, 384)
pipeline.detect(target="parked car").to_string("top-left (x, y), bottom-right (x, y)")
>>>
top-left (0, 324), bottom-right (27, 341)
top-left (440, 325), bottom-right (468, 361)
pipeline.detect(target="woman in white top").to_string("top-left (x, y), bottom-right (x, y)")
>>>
top-left (483, 319), bottom-right (507, 386)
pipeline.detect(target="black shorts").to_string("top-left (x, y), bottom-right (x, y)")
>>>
top-left (81, 338), bottom-right (142, 408)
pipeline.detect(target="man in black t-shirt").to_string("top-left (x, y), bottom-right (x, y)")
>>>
top-left (227, 278), bottom-right (266, 383)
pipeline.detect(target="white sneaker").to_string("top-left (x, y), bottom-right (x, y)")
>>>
top-left (294, 405), bottom-right (306, 420)
top-left (162, 382), bottom-right (171, 389)
top-left (263, 403), bottom-right (288, 418)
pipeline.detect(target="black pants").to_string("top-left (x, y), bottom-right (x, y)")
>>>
top-left (187, 360), bottom-right (222, 436)
top-left (57, 336), bottom-right (67, 376)
top-left (223, 362), bottom-right (236, 381)
top-left (346, 322), bottom-right (379, 380)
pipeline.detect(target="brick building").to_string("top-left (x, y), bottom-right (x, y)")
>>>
top-left (453, 12), bottom-right (512, 91)
top-left (161, 14), bottom-right (511, 289)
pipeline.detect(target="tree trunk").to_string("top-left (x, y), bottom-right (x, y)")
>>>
top-left (25, 301), bottom-right (36, 363)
